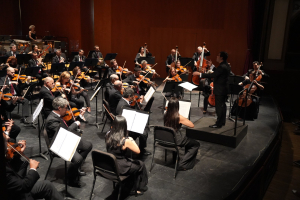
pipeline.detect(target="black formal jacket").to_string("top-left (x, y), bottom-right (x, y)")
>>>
top-left (72, 55), bottom-right (86, 62)
top-left (45, 111), bottom-right (78, 141)
top-left (165, 54), bottom-right (181, 66)
top-left (108, 90), bottom-right (122, 115)
top-left (123, 74), bottom-right (147, 95)
top-left (39, 86), bottom-right (60, 117)
top-left (0, 99), bottom-right (17, 121)
top-left (52, 55), bottom-right (64, 64)
top-left (28, 59), bottom-right (44, 75)
top-left (192, 51), bottom-right (211, 71)
top-left (107, 67), bottom-right (117, 78)
top-left (92, 51), bottom-right (103, 59)
top-left (6, 157), bottom-right (40, 200)
top-left (6, 51), bottom-right (18, 57)
top-left (0, 76), bottom-right (29, 96)
top-left (201, 61), bottom-right (231, 96)
top-left (116, 98), bottom-right (131, 115)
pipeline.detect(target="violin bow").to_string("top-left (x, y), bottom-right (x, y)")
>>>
top-left (68, 73), bottom-right (79, 94)
top-left (120, 61), bottom-right (126, 82)
top-left (7, 143), bottom-right (30, 163)
top-left (17, 68), bottom-right (22, 82)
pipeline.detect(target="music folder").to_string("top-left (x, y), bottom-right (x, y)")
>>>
top-left (165, 99), bottom-right (191, 119)
top-left (143, 86), bottom-right (155, 104)
top-left (121, 108), bottom-right (149, 134)
top-left (50, 127), bottom-right (81, 162)
top-left (178, 82), bottom-right (198, 91)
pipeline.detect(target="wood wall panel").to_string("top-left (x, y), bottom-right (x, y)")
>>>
top-left (0, 1), bottom-right (22, 35)
top-left (94, 0), bottom-right (248, 76)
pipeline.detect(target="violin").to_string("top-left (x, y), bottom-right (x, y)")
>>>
top-left (6, 142), bottom-right (30, 163)
top-left (171, 74), bottom-right (182, 82)
top-left (116, 66), bottom-right (132, 74)
top-left (76, 72), bottom-right (90, 81)
top-left (192, 42), bottom-right (209, 85)
top-left (63, 107), bottom-right (81, 122)
top-left (130, 94), bottom-right (142, 110)
top-left (136, 75), bottom-right (158, 87)
top-left (0, 92), bottom-right (24, 101)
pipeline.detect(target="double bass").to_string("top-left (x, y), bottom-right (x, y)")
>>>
top-left (170, 46), bottom-right (179, 68)
top-left (192, 42), bottom-right (209, 85)
top-left (208, 82), bottom-right (215, 107)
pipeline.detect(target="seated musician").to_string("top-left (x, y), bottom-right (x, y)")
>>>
top-left (104, 74), bottom-right (119, 101)
top-left (6, 56), bottom-right (23, 72)
top-left (243, 61), bottom-right (269, 80)
top-left (163, 67), bottom-right (182, 98)
top-left (45, 97), bottom-right (93, 187)
top-left (52, 49), bottom-right (65, 63)
top-left (135, 46), bottom-right (152, 65)
top-left (71, 67), bottom-right (91, 113)
top-left (0, 67), bottom-right (31, 124)
top-left (6, 44), bottom-right (18, 57)
top-left (139, 60), bottom-right (149, 76)
top-left (192, 46), bottom-right (210, 71)
top-left (116, 88), bottom-right (151, 156)
top-left (39, 77), bottom-right (63, 118)
top-left (28, 44), bottom-right (39, 54)
top-left (28, 52), bottom-right (48, 85)
top-left (3, 134), bottom-right (64, 200)
top-left (165, 49), bottom-right (181, 74)
top-left (105, 115), bottom-right (149, 195)
top-left (108, 80), bottom-right (123, 115)
top-left (123, 67), bottom-right (149, 96)
top-left (1, 95), bottom-right (21, 143)
top-left (92, 45), bottom-right (108, 78)
top-left (231, 71), bottom-right (264, 120)
top-left (107, 59), bottom-right (118, 78)
top-left (72, 49), bottom-right (88, 72)
top-left (164, 97), bottom-right (200, 171)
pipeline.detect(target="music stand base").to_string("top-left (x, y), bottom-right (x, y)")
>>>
top-left (30, 152), bottom-right (48, 160)
top-left (89, 122), bottom-right (103, 129)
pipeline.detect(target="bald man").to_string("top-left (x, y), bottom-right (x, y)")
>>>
top-left (108, 80), bottom-right (123, 115)
top-left (192, 46), bottom-right (210, 71)
top-left (165, 49), bottom-right (181, 74)
top-left (0, 67), bottom-right (31, 123)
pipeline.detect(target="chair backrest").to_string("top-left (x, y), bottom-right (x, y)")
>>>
top-left (91, 150), bottom-right (121, 181)
top-left (103, 99), bottom-right (114, 121)
top-left (153, 126), bottom-right (178, 146)
top-left (43, 128), bottom-right (51, 150)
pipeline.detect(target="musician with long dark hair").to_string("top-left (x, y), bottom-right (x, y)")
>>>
top-left (105, 115), bottom-right (148, 195)
top-left (164, 97), bottom-right (200, 170)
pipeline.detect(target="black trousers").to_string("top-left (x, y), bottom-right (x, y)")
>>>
top-left (68, 139), bottom-right (93, 181)
top-left (77, 91), bottom-right (90, 107)
top-left (31, 180), bottom-right (64, 200)
top-left (70, 95), bottom-right (84, 109)
top-left (178, 138), bottom-right (200, 170)
top-left (17, 98), bottom-right (30, 118)
top-left (128, 126), bottom-right (149, 151)
top-left (8, 124), bottom-right (21, 143)
top-left (215, 95), bottom-right (227, 126)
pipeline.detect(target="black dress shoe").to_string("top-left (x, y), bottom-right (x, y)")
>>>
top-left (20, 117), bottom-right (30, 124)
top-left (78, 169), bottom-right (86, 176)
top-left (68, 180), bottom-right (85, 188)
top-left (209, 124), bottom-right (222, 128)
top-left (129, 191), bottom-right (144, 196)
top-left (142, 150), bottom-right (152, 156)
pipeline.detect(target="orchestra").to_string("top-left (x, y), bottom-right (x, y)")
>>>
top-left (0, 34), bottom-right (269, 199)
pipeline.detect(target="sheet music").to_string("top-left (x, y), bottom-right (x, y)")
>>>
top-left (50, 127), bottom-right (81, 161)
top-left (32, 99), bottom-right (43, 122)
top-left (143, 86), bottom-right (155, 103)
top-left (121, 109), bottom-right (136, 130)
top-left (165, 100), bottom-right (191, 118)
top-left (178, 82), bottom-right (198, 91)
top-left (122, 109), bottom-right (149, 134)
top-left (131, 112), bottom-right (149, 134)
top-left (90, 86), bottom-right (101, 101)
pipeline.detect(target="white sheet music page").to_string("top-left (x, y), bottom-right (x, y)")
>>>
top-left (32, 99), bottom-right (43, 122)
top-left (50, 127), bottom-right (81, 161)
top-left (130, 112), bottom-right (149, 134)
top-left (165, 100), bottom-right (191, 119)
top-left (178, 82), bottom-right (198, 91)
top-left (121, 109), bottom-right (136, 130)
top-left (144, 86), bottom-right (155, 103)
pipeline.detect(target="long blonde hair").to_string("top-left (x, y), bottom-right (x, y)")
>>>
top-left (57, 71), bottom-right (70, 83)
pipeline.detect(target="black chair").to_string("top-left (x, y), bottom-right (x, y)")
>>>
top-left (101, 99), bottom-right (115, 133)
top-left (150, 126), bottom-right (180, 179)
top-left (89, 150), bottom-right (137, 200)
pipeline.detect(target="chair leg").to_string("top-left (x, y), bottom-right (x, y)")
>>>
top-left (117, 183), bottom-right (122, 200)
top-left (102, 111), bottom-right (106, 122)
top-left (198, 91), bottom-right (201, 107)
top-left (150, 143), bottom-right (156, 172)
top-left (18, 103), bottom-right (20, 113)
top-left (101, 117), bottom-right (107, 133)
top-left (174, 152), bottom-right (180, 179)
top-left (89, 175), bottom-right (96, 200)
top-left (172, 151), bottom-right (177, 163)
top-left (44, 157), bottom-right (54, 180)
top-left (165, 149), bottom-right (167, 162)
top-left (134, 173), bottom-right (137, 197)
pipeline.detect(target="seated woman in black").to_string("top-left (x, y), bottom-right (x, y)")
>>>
top-left (231, 71), bottom-right (264, 120)
top-left (105, 115), bottom-right (148, 195)
top-left (164, 97), bottom-right (200, 170)
top-left (163, 67), bottom-right (183, 98)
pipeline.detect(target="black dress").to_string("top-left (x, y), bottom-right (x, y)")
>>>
top-left (31, 32), bottom-right (37, 40)
top-left (107, 138), bottom-right (148, 191)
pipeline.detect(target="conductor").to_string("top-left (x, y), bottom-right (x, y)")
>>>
top-left (193, 51), bottom-right (230, 128)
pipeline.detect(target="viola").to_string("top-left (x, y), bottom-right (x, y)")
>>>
top-left (208, 82), bottom-right (215, 107)
top-left (63, 107), bottom-right (81, 122)
top-left (171, 74), bottom-right (182, 82)
top-left (255, 62), bottom-right (263, 82)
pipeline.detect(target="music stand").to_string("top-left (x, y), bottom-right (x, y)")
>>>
top-left (68, 62), bottom-right (84, 71)
top-left (16, 54), bottom-right (31, 65)
top-left (43, 53), bottom-right (55, 63)
top-left (137, 57), bottom-right (155, 64)
top-left (24, 67), bottom-right (42, 77)
top-left (87, 50), bottom-right (95, 58)
top-left (50, 63), bottom-right (66, 76)
top-left (30, 99), bottom-right (48, 160)
top-left (84, 58), bottom-right (98, 67)
top-left (0, 56), bottom-right (9, 64)
top-left (104, 53), bottom-right (118, 61)
top-left (179, 57), bottom-right (194, 67)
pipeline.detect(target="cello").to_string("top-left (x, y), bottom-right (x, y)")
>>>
top-left (192, 42), bottom-right (208, 85)
top-left (208, 82), bottom-right (215, 107)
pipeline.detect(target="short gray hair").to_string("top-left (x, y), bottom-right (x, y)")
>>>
top-left (52, 97), bottom-right (68, 110)
top-left (10, 44), bottom-right (16, 49)
top-left (110, 74), bottom-right (118, 81)
top-left (141, 60), bottom-right (147, 65)
top-left (44, 77), bottom-right (53, 83)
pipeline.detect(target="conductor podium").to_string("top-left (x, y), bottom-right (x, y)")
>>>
top-left (186, 117), bottom-right (248, 148)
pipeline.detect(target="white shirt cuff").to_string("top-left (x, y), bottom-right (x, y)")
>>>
top-left (75, 121), bottom-right (80, 126)
top-left (30, 168), bottom-right (37, 171)
top-left (210, 64), bottom-right (215, 70)
top-left (199, 73), bottom-right (202, 78)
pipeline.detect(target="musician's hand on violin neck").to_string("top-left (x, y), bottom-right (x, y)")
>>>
top-left (30, 159), bottom-right (40, 170)
top-left (18, 140), bottom-right (26, 152)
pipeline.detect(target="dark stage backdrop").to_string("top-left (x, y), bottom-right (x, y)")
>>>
top-left (94, 0), bottom-right (248, 76)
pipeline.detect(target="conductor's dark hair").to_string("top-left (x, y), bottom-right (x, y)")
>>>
top-left (164, 97), bottom-right (180, 131)
top-left (219, 51), bottom-right (228, 61)
top-left (253, 61), bottom-right (259, 65)
top-left (105, 115), bottom-right (128, 150)
top-left (123, 88), bottom-right (134, 98)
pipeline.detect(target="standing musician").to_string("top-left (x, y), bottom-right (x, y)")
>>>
top-left (134, 45), bottom-right (152, 65)
top-left (165, 49), bottom-right (181, 74)
top-left (192, 46), bottom-right (210, 71)
top-left (163, 67), bottom-right (183, 98)
top-left (231, 71), bottom-right (264, 120)
top-left (92, 45), bottom-right (108, 78)
top-left (6, 44), bottom-right (18, 57)
top-left (28, 52), bottom-right (48, 85)
top-left (72, 49), bottom-right (88, 72)
top-left (52, 49), bottom-right (65, 63)
top-left (28, 25), bottom-right (37, 41)
top-left (243, 61), bottom-right (268, 80)
top-left (71, 67), bottom-right (91, 113)
top-left (45, 97), bottom-right (93, 188)
top-left (116, 88), bottom-right (151, 157)
top-left (3, 134), bottom-right (64, 200)
top-left (193, 51), bottom-right (231, 128)
top-left (0, 67), bottom-right (32, 124)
